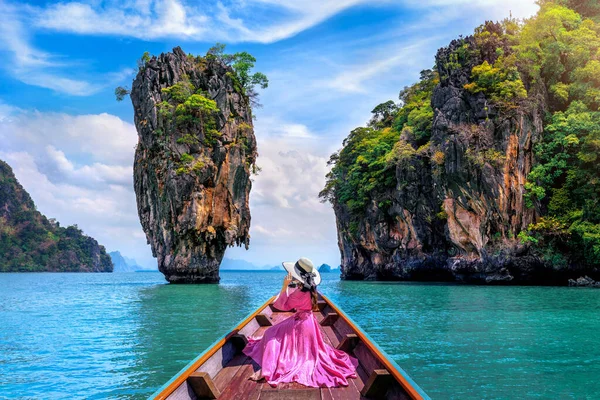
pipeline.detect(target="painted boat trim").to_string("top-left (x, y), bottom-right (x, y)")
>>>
top-left (320, 293), bottom-right (430, 400)
top-left (148, 295), bottom-right (275, 400)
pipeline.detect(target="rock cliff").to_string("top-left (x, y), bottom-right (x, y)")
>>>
top-left (0, 160), bottom-right (113, 272)
top-left (130, 47), bottom-right (257, 283)
top-left (326, 14), bottom-right (600, 284)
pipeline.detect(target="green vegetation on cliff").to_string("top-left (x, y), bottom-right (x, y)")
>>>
top-left (0, 160), bottom-right (113, 272)
top-left (320, 69), bottom-right (437, 215)
top-left (322, 0), bottom-right (600, 270)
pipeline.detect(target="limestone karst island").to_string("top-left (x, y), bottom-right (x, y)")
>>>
top-left (1, 0), bottom-right (600, 399)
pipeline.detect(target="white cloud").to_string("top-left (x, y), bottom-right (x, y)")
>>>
top-left (226, 116), bottom-right (341, 267)
top-left (0, 0), bottom-right (134, 95)
top-left (0, 111), bottom-right (137, 166)
top-left (34, 0), bottom-right (209, 40)
top-left (325, 39), bottom-right (438, 94)
top-left (31, 0), bottom-right (375, 43)
top-left (25, 0), bottom-right (539, 45)
top-left (0, 106), bottom-right (153, 267)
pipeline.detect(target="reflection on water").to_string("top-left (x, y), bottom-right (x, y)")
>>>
top-left (1, 272), bottom-right (599, 399)
top-left (112, 283), bottom-right (256, 398)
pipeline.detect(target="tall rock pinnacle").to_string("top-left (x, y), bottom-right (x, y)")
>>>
top-left (130, 47), bottom-right (257, 283)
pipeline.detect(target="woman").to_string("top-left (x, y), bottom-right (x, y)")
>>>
top-left (243, 257), bottom-right (358, 388)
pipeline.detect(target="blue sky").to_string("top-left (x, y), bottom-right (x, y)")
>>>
top-left (0, 0), bottom-right (539, 269)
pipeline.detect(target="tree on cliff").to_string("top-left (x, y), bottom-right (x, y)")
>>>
top-left (116, 44), bottom-right (268, 107)
top-left (207, 43), bottom-right (269, 106)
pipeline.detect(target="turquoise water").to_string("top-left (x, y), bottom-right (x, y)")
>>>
top-left (1, 272), bottom-right (599, 399)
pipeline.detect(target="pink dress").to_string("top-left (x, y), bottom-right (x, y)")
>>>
top-left (242, 287), bottom-right (358, 388)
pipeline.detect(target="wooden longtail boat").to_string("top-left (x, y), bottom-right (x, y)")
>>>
top-left (150, 294), bottom-right (430, 400)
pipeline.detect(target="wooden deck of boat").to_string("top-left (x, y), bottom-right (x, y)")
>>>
top-left (206, 308), bottom-right (368, 400)
top-left (160, 294), bottom-right (423, 400)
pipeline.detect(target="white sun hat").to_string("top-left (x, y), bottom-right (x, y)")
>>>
top-left (282, 257), bottom-right (322, 287)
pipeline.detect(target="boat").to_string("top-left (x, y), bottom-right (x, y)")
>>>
top-left (150, 293), bottom-right (430, 400)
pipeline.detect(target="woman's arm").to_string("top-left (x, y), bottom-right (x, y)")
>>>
top-left (281, 272), bottom-right (292, 292)
top-left (272, 273), bottom-right (294, 311)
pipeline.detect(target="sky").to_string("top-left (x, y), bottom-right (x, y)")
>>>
top-left (0, 0), bottom-right (540, 270)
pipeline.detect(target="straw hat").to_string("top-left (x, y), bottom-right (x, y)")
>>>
top-left (282, 257), bottom-right (321, 287)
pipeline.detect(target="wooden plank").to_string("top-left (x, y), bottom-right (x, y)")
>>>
top-left (262, 304), bottom-right (274, 318)
top-left (212, 354), bottom-right (248, 393)
top-left (361, 369), bottom-right (394, 398)
top-left (353, 342), bottom-right (384, 374)
top-left (197, 341), bottom-right (238, 378)
top-left (332, 318), bottom-right (355, 340)
top-left (270, 311), bottom-right (294, 325)
top-left (337, 334), bottom-right (359, 353)
top-left (320, 313), bottom-right (339, 327)
top-left (252, 326), bottom-right (269, 338)
top-left (320, 305), bottom-right (334, 317)
top-left (218, 359), bottom-right (263, 400)
top-left (313, 311), bottom-right (325, 324)
top-left (317, 300), bottom-right (327, 312)
top-left (320, 325), bottom-right (340, 348)
top-left (165, 381), bottom-right (196, 400)
top-left (187, 372), bottom-right (220, 399)
top-left (352, 364), bottom-right (368, 393)
top-left (260, 389), bottom-right (321, 400)
top-left (321, 388), bottom-right (333, 400)
top-left (238, 318), bottom-right (261, 337)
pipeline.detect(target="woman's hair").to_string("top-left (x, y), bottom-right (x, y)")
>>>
top-left (299, 282), bottom-right (319, 311)
top-left (297, 266), bottom-right (319, 311)
top-left (310, 289), bottom-right (319, 311)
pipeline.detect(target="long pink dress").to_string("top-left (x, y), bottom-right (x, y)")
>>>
top-left (242, 287), bottom-right (359, 388)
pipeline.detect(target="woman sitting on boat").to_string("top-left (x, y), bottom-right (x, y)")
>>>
top-left (243, 257), bottom-right (358, 388)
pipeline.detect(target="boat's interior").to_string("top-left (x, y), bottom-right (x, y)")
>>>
top-left (163, 295), bottom-right (415, 400)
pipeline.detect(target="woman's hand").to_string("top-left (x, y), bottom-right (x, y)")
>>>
top-left (282, 273), bottom-right (292, 291)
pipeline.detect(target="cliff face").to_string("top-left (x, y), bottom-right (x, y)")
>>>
top-left (0, 160), bottom-right (113, 272)
top-left (130, 47), bottom-right (257, 283)
top-left (332, 30), bottom-right (596, 284)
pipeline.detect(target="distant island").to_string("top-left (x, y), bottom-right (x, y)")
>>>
top-left (221, 258), bottom-right (261, 270)
top-left (109, 251), bottom-right (146, 272)
top-left (0, 160), bottom-right (113, 272)
top-left (318, 264), bottom-right (332, 273)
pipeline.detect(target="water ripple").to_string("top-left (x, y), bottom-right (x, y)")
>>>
top-left (0, 272), bottom-right (599, 399)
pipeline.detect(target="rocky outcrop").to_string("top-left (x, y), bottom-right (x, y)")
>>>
top-left (109, 251), bottom-right (142, 272)
top-left (130, 47), bottom-right (257, 283)
top-left (318, 264), bottom-right (332, 273)
top-left (0, 160), bottom-right (113, 272)
top-left (333, 33), bottom-right (598, 284)
top-left (568, 276), bottom-right (600, 288)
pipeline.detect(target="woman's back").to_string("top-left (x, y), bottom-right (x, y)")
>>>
top-left (243, 268), bottom-right (358, 388)
top-left (272, 287), bottom-right (312, 311)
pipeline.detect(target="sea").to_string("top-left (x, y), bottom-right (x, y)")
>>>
top-left (1, 271), bottom-right (599, 399)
